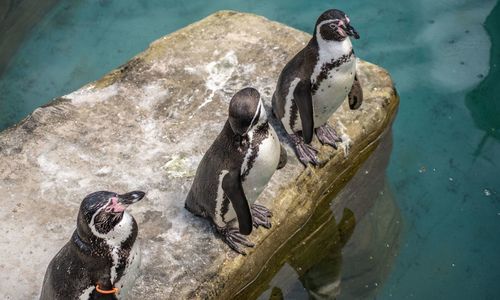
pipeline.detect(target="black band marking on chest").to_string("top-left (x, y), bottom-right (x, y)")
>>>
top-left (221, 196), bottom-right (230, 219)
top-left (241, 123), bottom-right (269, 180)
top-left (311, 49), bottom-right (354, 95)
top-left (106, 225), bottom-right (137, 285)
top-left (113, 246), bottom-right (132, 283)
top-left (289, 101), bottom-right (299, 131)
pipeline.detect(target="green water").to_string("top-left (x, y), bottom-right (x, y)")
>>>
top-left (0, 0), bottom-right (499, 299)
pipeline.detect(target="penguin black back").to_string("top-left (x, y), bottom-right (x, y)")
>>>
top-left (185, 120), bottom-right (245, 221)
top-left (185, 88), bottom-right (262, 222)
top-left (185, 87), bottom-right (286, 255)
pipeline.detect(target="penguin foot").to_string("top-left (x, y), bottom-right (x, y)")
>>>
top-left (290, 134), bottom-right (319, 166)
top-left (219, 227), bottom-right (255, 255)
top-left (316, 124), bottom-right (342, 148)
top-left (251, 204), bottom-right (272, 229)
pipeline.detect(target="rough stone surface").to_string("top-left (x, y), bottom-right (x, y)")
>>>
top-left (0, 11), bottom-right (398, 299)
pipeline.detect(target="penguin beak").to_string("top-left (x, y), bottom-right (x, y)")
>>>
top-left (345, 23), bottom-right (360, 39)
top-left (118, 191), bottom-right (146, 205)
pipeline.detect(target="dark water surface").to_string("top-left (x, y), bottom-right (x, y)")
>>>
top-left (0, 0), bottom-right (498, 299)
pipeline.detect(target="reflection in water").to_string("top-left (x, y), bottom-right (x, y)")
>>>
top-left (465, 1), bottom-right (500, 157)
top-left (338, 184), bottom-right (401, 300)
top-left (298, 209), bottom-right (354, 299)
top-left (255, 183), bottom-right (401, 300)
top-left (269, 287), bottom-right (284, 300)
top-left (255, 208), bottom-right (355, 300)
top-left (236, 131), bottom-right (402, 299)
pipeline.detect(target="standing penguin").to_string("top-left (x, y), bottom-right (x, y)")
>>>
top-left (40, 190), bottom-right (145, 300)
top-left (185, 87), bottom-right (287, 255)
top-left (272, 9), bottom-right (363, 166)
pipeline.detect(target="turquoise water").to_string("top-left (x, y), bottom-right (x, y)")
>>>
top-left (1, 0), bottom-right (499, 299)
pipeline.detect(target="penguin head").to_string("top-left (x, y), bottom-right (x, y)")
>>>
top-left (315, 9), bottom-right (359, 42)
top-left (77, 190), bottom-right (145, 237)
top-left (228, 87), bottom-right (266, 136)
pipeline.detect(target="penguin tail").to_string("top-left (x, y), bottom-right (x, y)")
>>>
top-left (184, 192), bottom-right (204, 217)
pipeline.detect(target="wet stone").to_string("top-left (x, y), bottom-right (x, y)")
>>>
top-left (0, 11), bottom-right (398, 299)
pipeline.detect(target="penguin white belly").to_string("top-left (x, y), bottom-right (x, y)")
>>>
top-left (223, 127), bottom-right (281, 223)
top-left (114, 242), bottom-right (141, 299)
top-left (241, 127), bottom-right (281, 202)
top-left (312, 58), bottom-right (356, 127)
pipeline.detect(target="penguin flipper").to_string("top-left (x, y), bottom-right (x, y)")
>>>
top-left (222, 170), bottom-right (253, 235)
top-left (294, 79), bottom-right (314, 144)
top-left (348, 74), bottom-right (363, 110)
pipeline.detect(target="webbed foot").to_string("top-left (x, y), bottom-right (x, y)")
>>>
top-left (252, 204), bottom-right (272, 229)
top-left (290, 133), bottom-right (319, 166)
top-left (218, 226), bottom-right (255, 255)
top-left (315, 124), bottom-right (342, 149)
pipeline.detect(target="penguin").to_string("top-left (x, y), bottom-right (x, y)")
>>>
top-left (272, 9), bottom-right (363, 166)
top-left (185, 87), bottom-right (287, 255)
top-left (40, 190), bottom-right (145, 300)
